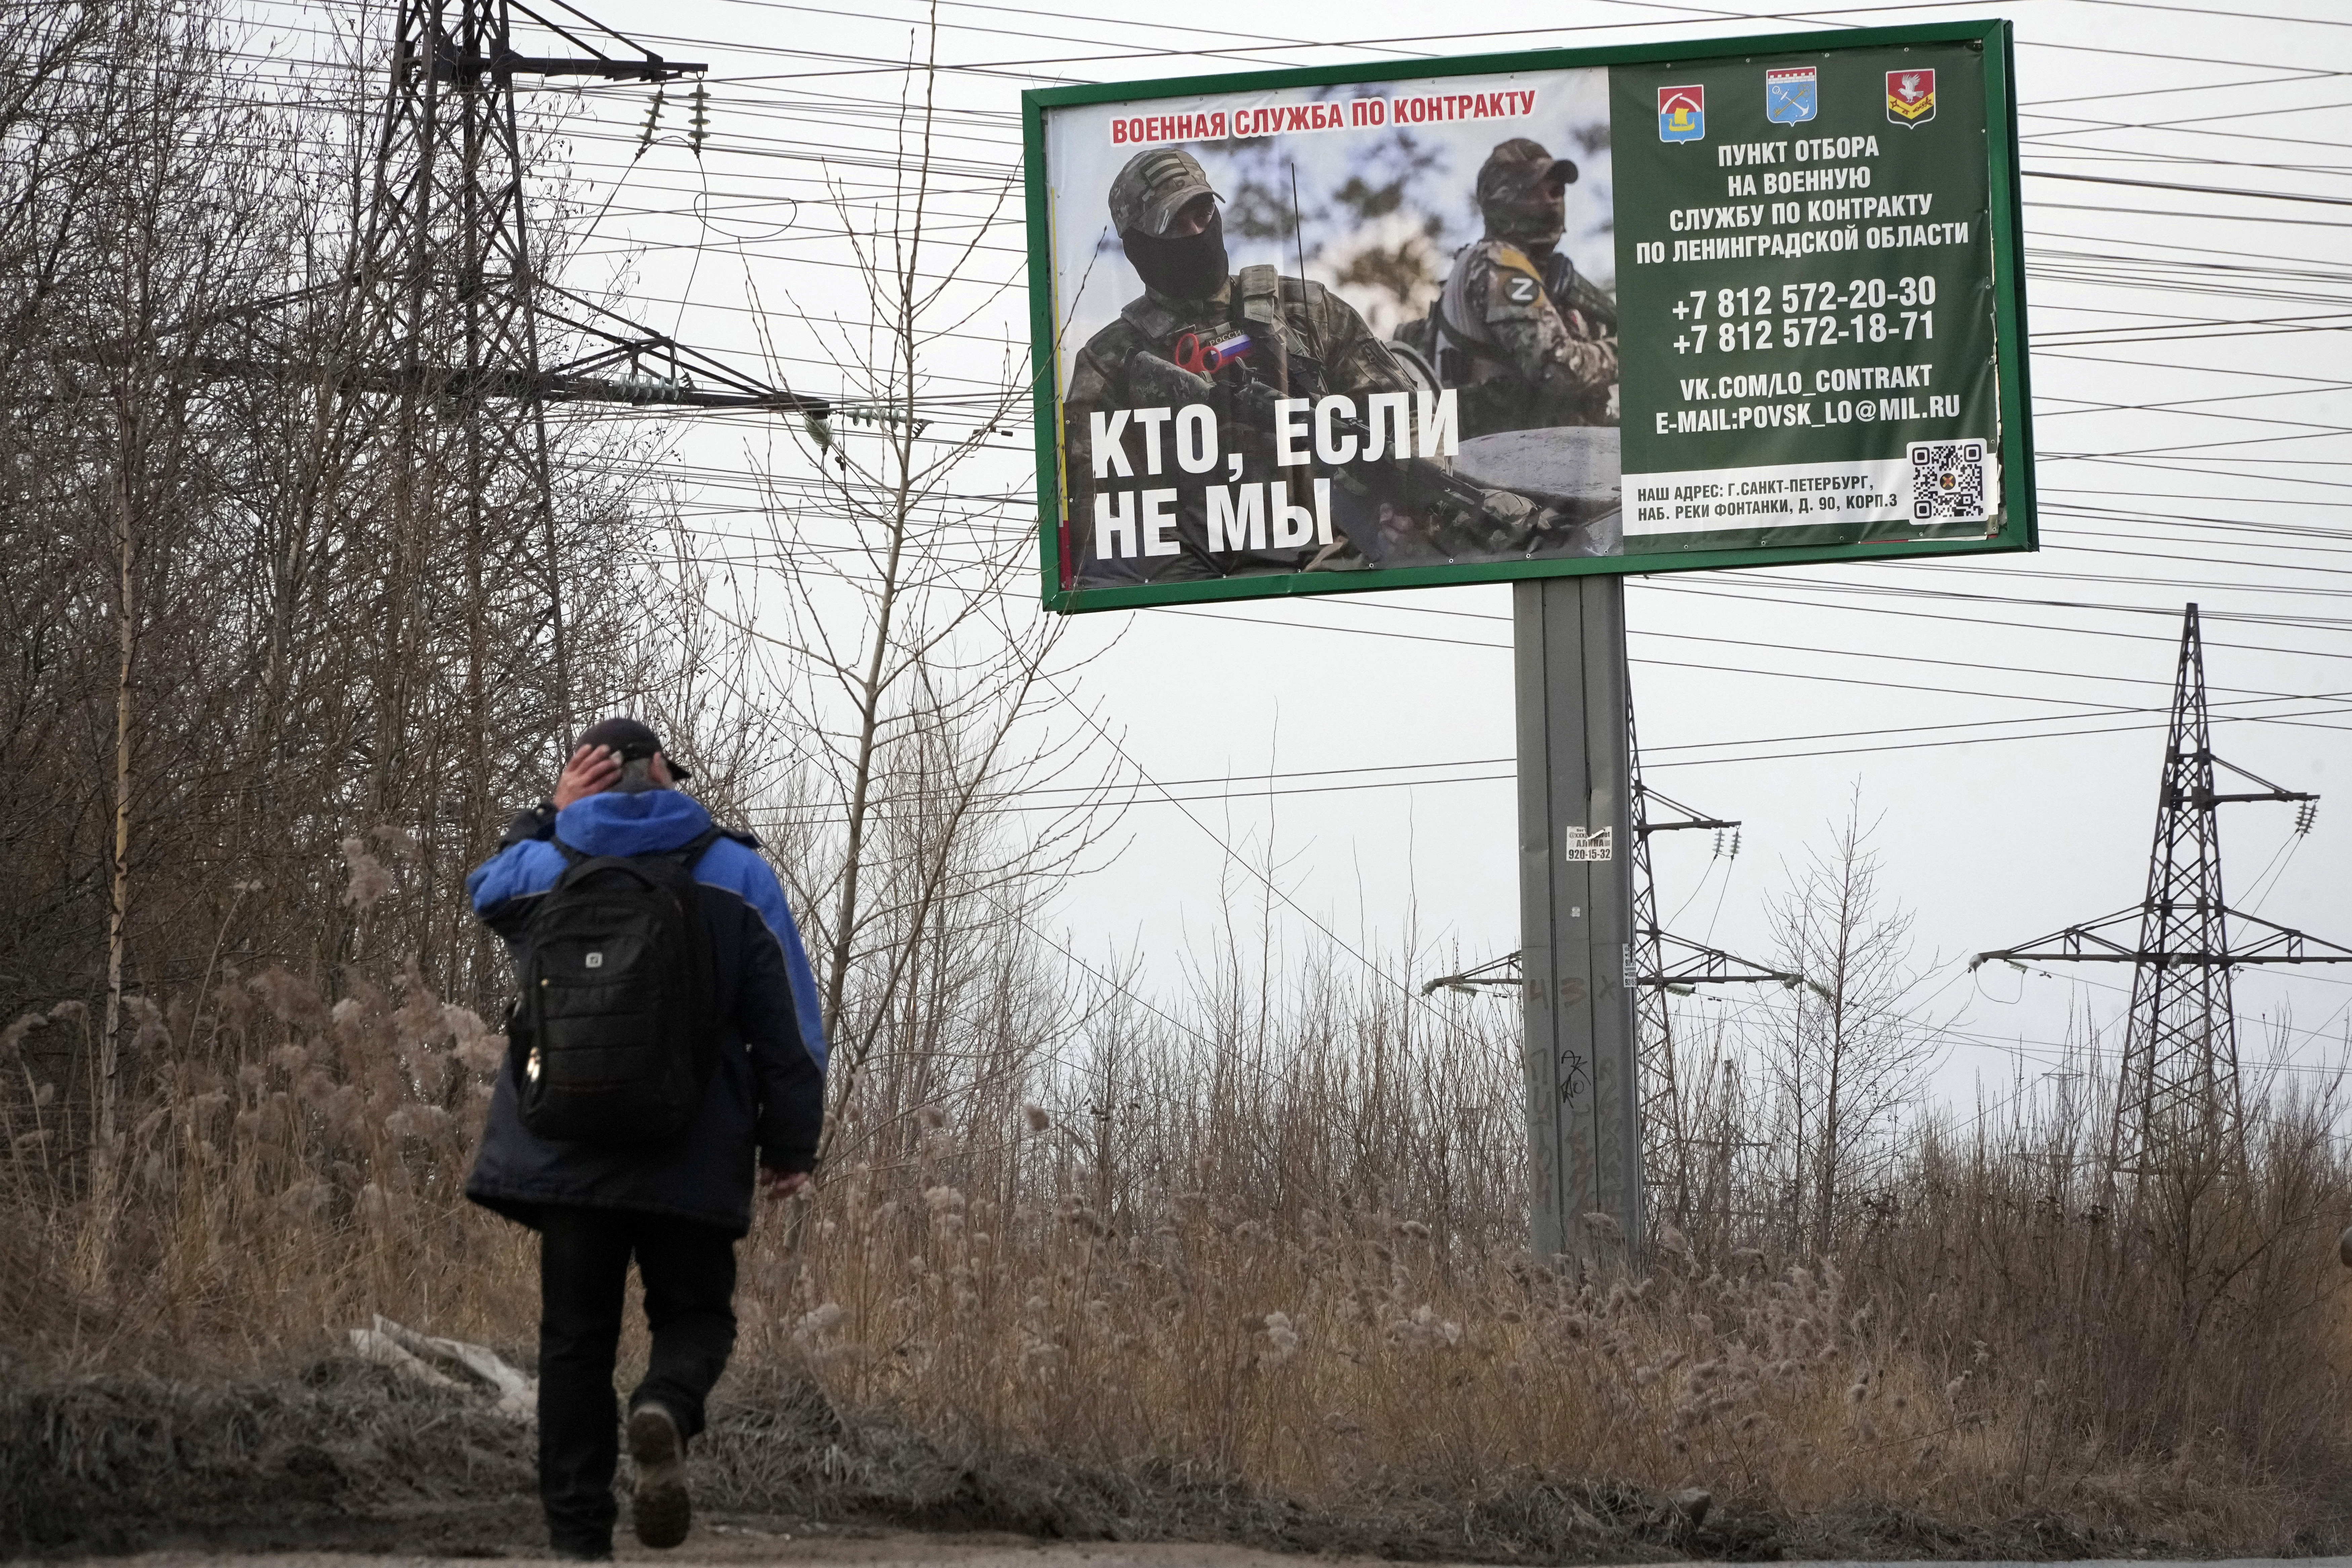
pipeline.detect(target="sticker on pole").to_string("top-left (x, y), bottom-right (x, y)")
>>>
top-left (1564, 827), bottom-right (1614, 862)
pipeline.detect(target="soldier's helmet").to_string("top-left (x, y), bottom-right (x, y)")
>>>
top-left (1109, 147), bottom-right (1222, 239)
top-left (1475, 138), bottom-right (1577, 246)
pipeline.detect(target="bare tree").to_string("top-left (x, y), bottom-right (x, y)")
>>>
top-left (726, 19), bottom-right (1116, 1164)
top-left (0, 0), bottom-right (730, 1099)
top-left (1760, 794), bottom-right (1934, 1253)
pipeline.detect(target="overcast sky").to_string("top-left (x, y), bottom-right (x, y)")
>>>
top-left (249, 0), bottom-right (2352, 1114)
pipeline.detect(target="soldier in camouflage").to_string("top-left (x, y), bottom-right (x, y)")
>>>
top-left (1065, 147), bottom-right (1568, 586)
top-left (1428, 138), bottom-right (1619, 436)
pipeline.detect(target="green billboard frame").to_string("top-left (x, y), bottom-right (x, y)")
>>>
top-left (1022, 16), bottom-right (2033, 616)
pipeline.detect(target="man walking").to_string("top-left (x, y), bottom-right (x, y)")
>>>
top-left (464, 717), bottom-right (827, 1559)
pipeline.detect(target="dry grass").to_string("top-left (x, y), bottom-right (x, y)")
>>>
top-left (5, 936), bottom-right (2351, 1556)
top-left (758, 1118), bottom-right (2352, 1548)
top-left (0, 967), bottom-right (538, 1363)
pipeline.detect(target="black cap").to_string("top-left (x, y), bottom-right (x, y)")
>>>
top-left (575, 716), bottom-right (693, 782)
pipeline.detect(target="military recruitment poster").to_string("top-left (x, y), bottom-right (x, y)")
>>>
top-left (1022, 19), bottom-right (2032, 613)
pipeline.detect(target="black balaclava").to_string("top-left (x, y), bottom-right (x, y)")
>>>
top-left (1122, 209), bottom-right (1229, 301)
top-left (1485, 183), bottom-right (1566, 254)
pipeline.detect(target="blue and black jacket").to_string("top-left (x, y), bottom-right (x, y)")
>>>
top-left (461, 788), bottom-right (828, 1236)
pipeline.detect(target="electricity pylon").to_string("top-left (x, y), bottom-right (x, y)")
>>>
top-left (178, 0), bottom-right (838, 1010)
top-left (348, 2), bottom-right (680, 769)
top-left (345, 2), bottom-right (823, 758)
top-left (1626, 700), bottom-right (1798, 1216)
top-left (1422, 692), bottom-right (1799, 1231)
top-left (1974, 603), bottom-right (2349, 1171)
top-left (244, 0), bottom-right (828, 873)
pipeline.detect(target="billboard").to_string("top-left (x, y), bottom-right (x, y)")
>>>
top-left (1022, 19), bottom-right (2032, 613)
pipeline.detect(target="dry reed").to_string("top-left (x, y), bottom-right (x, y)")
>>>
top-left (3, 887), bottom-right (2348, 1553)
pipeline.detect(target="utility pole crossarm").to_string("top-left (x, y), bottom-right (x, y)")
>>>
top-left (530, 293), bottom-right (833, 415)
top-left (2201, 753), bottom-right (2317, 807)
top-left (1420, 951), bottom-right (1522, 995)
top-left (1647, 931), bottom-right (1802, 989)
top-left (1634, 782), bottom-right (1737, 836)
top-left (1421, 934), bottom-right (1798, 995)
top-left (492, 53), bottom-right (704, 82)
top-left (482, 54), bottom-right (691, 82)
top-left (2220, 910), bottom-right (2352, 965)
top-left (419, 0), bottom-right (707, 83)
top-left (1971, 907), bottom-right (2148, 967)
top-left (1973, 906), bottom-right (2352, 968)
top-left (411, 36), bottom-right (704, 85)
top-left (538, 374), bottom-right (828, 413)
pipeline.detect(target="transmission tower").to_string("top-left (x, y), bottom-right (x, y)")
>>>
top-left (349, 3), bottom-right (679, 776)
top-left (279, 0), bottom-right (827, 854)
top-left (1975, 603), bottom-right (2350, 1170)
top-left (1422, 691), bottom-right (1799, 1225)
top-left (350, 0), bottom-right (827, 419)
top-left (1626, 697), bottom-right (1799, 1219)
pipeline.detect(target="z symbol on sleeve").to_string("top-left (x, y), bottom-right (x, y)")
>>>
top-left (1765, 66), bottom-right (1817, 125)
top-left (1657, 85), bottom-right (1705, 143)
top-left (1886, 69), bottom-right (1935, 127)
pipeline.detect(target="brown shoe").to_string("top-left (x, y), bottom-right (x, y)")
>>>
top-left (626, 1401), bottom-right (690, 1549)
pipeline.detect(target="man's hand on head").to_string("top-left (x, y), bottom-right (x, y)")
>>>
top-left (554, 743), bottom-right (621, 808)
top-left (759, 1167), bottom-right (810, 1201)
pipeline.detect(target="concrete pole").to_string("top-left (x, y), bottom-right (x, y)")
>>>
top-left (1515, 573), bottom-right (1643, 1268)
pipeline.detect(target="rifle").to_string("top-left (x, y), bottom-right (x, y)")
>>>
top-left (1230, 370), bottom-right (1498, 519)
top-left (1543, 252), bottom-right (1619, 337)
top-left (1122, 345), bottom-right (1544, 560)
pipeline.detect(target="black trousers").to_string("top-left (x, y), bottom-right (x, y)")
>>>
top-left (536, 1205), bottom-right (739, 1550)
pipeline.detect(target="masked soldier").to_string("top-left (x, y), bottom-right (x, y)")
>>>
top-left (1427, 138), bottom-right (1619, 436)
top-left (1064, 147), bottom-right (1571, 586)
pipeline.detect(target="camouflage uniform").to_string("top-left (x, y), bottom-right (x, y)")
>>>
top-left (1065, 264), bottom-right (1429, 585)
top-left (1427, 138), bottom-right (1619, 436)
top-left (1065, 147), bottom-right (1579, 587)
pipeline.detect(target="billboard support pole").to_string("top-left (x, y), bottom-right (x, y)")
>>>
top-left (1515, 573), bottom-right (1644, 1270)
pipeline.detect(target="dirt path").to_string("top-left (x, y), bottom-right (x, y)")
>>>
top-left (45, 1551), bottom-right (2352, 1568)
top-left (12, 1370), bottom-right (2314, 1564)
top-left (46, 1538), bottom-right (1493, 1568)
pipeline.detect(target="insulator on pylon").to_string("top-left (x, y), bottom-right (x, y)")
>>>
top-left (689, 81), bottom-right (709, 157)
top-left (637, 85), bottom-right (665, 156)
top-left (2296, 801), bottom-right (2318, 836)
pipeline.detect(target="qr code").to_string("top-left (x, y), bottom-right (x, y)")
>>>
top-left (1909, 439), bottom-right (1988, 522)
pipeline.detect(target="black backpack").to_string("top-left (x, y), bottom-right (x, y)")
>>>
top-left (510, 828), bottom-right (722, 1144)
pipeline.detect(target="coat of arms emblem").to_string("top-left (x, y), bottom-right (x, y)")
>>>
top-left (1886, 68), bottom-right (1936, 127)
top-left (1657, 84), bottom-right (1705, 143)
top-left (1766, 66), bottom-right (1818, 125)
